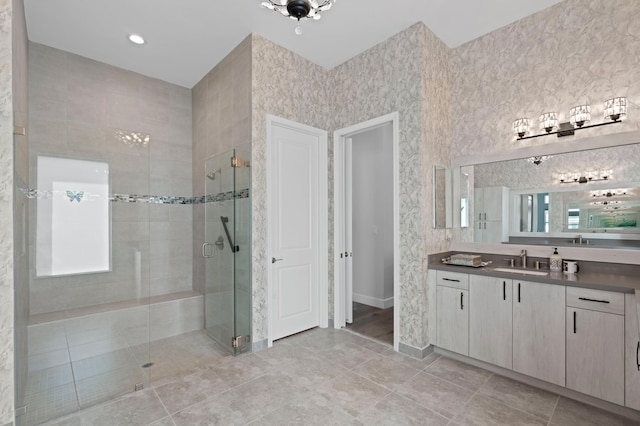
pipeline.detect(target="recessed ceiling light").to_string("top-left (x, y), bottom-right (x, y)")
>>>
top-left (128, 34), bottom-right (145, 45)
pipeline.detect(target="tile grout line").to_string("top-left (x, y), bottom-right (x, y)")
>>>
top-left (448, 372), bottom-right (493, 424)
top-left (150, 387), bottom-right (175, 425)
top-left (546, 395), bottom-right (561, 426)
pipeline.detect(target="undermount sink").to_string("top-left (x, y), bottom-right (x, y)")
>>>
top-left (492, 267), bottom-right (549, 276)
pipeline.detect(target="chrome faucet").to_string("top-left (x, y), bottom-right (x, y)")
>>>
top-left (520, 249), bottom-right (527, 268)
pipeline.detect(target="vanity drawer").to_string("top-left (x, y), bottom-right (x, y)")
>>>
top-left (436, 270), bottom-right (469, 290)
top-left (566, 287), bottom-right (624, 315)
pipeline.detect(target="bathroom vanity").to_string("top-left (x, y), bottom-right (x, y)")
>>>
top-left (429, 257), bottom-right (640, 411)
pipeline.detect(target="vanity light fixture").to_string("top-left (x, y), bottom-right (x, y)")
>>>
top-left (592, 200), bottom-right (622, 206)
top-left (559, 169), bottom-right (612, 184)
top-left (591, 189), bottom-right (627, 198)
top-left (260, 0), bottom-right (337, 34)
top-left (515, 97), bottom-right (626, 141)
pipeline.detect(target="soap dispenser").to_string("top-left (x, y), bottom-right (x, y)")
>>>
top-left (550, 247), bottom-right (562, 272)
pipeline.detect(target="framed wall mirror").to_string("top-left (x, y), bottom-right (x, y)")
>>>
top-left (452, 130), bottom-right (640, 249)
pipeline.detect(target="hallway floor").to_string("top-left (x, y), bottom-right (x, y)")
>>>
top-left (39, 328), bottom-right (637, 426)
top-left (346, 302), bottom-right (393, 345)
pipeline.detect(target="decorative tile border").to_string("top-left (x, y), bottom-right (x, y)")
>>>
top-left (21, 188), bottom-right (250, 204)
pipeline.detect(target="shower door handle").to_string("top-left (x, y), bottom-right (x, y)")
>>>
top-left (202, 242), bottom-right (214, 258)
top-left (221, 216), bottom-right (239, 253)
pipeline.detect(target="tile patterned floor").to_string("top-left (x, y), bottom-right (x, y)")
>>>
top-left (21, 326), bottom-right (229, 426)
top-left (35, 328), bottom-right (639, 426)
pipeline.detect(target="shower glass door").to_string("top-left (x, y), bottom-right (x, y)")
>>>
top-left (204, 149), bottom-right (251, 355)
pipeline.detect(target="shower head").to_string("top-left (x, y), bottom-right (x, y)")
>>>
top-left (206, 168), bottom-right (221, 180)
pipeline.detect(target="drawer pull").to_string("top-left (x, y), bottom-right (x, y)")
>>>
top-left (460, 292), bottom-right (464, 310)
top-left (443, 278), bottom-right (460, 283)
top-left (578, 297), bottom-right (610, 304)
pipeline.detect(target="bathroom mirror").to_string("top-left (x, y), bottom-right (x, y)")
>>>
top-left (433, 165), bottom-right (452, 229)
top-left (512, 187), bottom-right (640, 233)
top-left (452, 131), bottom-right (640, 248)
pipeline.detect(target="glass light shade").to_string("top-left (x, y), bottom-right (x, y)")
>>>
top-left (604, 97), bottom-right (627, 121)
top-left (569, 104), bottom-right (591, 127)
top-left (513, 118), bottom-right (530, 138)
top-left (539, 112), bottom-right (558, 133)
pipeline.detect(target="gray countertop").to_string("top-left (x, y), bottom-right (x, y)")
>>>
top-left (429, 261), bottom-right (640, 293)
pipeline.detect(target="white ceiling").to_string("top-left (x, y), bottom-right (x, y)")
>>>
top-left (24, 0), bottom-right (564, 88)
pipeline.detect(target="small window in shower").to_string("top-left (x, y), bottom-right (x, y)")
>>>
top-left (36, 156), bottom-right (111, 277)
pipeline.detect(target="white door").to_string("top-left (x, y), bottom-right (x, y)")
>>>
top-left (269, 119), bottom-right (324, 341)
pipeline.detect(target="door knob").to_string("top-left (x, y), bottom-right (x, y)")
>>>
top-left (272, 257), bottom-right (284, 264)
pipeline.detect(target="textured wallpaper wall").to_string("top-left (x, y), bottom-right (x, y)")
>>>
top-left (330, 23), bottom-right (451, 349)
top-left (0, 0), bottom-right (15, 420)
top-left (451, 0), bottom-right (640, 157)
top-left (250, 23), bottom-right (451, 349)
top-left (251, 34), bottom-right (330, 342)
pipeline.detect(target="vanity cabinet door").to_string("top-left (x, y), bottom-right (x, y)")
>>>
top-left (473, 187), bottom-right (508, 243)
top-left (625, 293), bottom-right (640, 410)
top-left (482, 186), bottom-right (506, 221)
top-left (513, 280), bottom-right (565, 386)
top-left (469, 275), bottom-right (512, 369)
top-left (436, 286), bottom-right (469, 355)
top-left (566, 307), bottom-right (624, 405)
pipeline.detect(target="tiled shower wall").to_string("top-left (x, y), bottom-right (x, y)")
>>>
top-left (27, 42), bottom-right (193, 314)
top-left (191, 36), bottom-right (252, 296)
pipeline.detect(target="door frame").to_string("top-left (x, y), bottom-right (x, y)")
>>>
top-left (333, 112), bottom-right (400, 351)
top-left (266, 114), bottom-right (329, 347)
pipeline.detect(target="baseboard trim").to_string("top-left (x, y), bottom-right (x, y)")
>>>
top-left (353, 293), bottom-right (394, 309)
top-left (251, 339), bottom-right (268, 353)
top-left (398, 342), bottom-right (433, 360)
top-left (435, 347), bottom-right (640, 422)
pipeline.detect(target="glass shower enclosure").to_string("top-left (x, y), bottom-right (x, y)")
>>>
top-left (203, 149), bottom-right (251, 355)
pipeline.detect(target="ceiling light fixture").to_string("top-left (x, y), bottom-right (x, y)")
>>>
top-left (514, 97), bottom-right (627, 141)
top-left (260, 0), bottom-right (337, 35)
top-left (525, 155), bottom-right (553, 166)
top-left (128, 34), bottom-right (145, 45)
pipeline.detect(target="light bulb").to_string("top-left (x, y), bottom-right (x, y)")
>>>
top-left (295, 24), bottom-right (303, 35)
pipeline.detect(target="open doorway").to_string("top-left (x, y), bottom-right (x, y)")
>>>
top-left (333, 113), bottom-right (399, 350)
